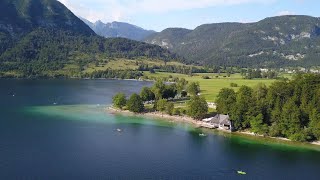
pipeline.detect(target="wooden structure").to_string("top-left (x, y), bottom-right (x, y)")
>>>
top-left (202, 114), bottom-right (233, 131)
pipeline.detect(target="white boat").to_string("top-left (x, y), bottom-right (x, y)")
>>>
top-left (199, 133), bottom-right (207, 137)
top-left (117, 129), bottom-right (122, 132)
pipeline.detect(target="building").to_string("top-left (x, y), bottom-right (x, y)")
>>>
top-left (202, 114), bottom-right (233, 131)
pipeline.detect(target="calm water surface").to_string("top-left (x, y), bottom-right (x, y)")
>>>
top-left (0, 79), bottom-right (319, 179)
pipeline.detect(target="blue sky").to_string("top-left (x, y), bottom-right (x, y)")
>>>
top-left (58, 0), bottom-right (320, 31)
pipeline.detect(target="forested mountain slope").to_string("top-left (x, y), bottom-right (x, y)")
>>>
top-left (0, 0), bottom-right (178, 77)
top-left (145, 15), bottom-right (320, 67)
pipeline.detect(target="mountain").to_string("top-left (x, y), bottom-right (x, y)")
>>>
top-left (81, 18), bottom-right (156, 41)
top-left (0, 0), bottom-right (178, 78)
top-left (145, 15), bottom-right (320, 67)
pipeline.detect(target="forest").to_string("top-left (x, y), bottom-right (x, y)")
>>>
top-left (216, 73), bottom-right (320, 142)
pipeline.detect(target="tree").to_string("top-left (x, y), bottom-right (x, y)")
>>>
top-left (187, 82), bottom-right (200, 96)
top-left (254, 83), bottom-right (268, 100)
top-left (156, 99), bottom-right (167, 115)
top-left (216, 88), bottom-right (236, 114)
top-left (126, 93), bottom-right (144, 113)
top-left (176, 78), bottom-right (188, 95)
top-left (163, 84), bottom-right (177, 99)
top-left (279, 99), bottom-right (302, 138)
top-left (187, 96), bottom-right (208, 120)
top-left (230, 86), bottom-right (255, 129)
top-left (151, 79), bottom-right (166, 100)
top-left (166, 102), bottom-right (175, 115)
top-left (250, 114), bottom-right (268, 135)
top-left (140, 87), bottom-right (155, 101)
top-left (112, 93), bottom-right (127, 109)
top-left (309, 108), bottom-right (320, 140)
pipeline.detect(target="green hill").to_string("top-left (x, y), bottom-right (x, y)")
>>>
top-left (0, 0), bottom-right (178, 78)
top-left (145, 15), bottom-right (320, 67)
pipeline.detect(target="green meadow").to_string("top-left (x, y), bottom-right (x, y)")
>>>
top-left (143, 72), bottom-right (292, 102)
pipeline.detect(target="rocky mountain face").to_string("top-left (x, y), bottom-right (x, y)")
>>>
top-left (81, 18), bottom-right (156, 41)
top-left (145, 15), bottom-right (320, 67)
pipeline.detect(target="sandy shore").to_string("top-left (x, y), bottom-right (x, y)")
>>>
top-left (108, 107), bottom-right (202, 127)
top-left (311, 141), bottom-right (320, 145)
top-left (107, 107), bottom-right (320, 146)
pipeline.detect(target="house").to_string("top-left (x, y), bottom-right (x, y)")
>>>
top-left (202, 114), bottom-right (233, 131)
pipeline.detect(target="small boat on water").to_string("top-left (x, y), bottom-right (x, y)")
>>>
top-left (117, 129), bottom-right (122, 132)
top-left (237, 171), bottom-right (246, 175)
top-left (199, 133), bottom-right (207, 137)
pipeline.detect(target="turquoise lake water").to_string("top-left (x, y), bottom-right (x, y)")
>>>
top-left (0, 79), bottom-right (319, 179)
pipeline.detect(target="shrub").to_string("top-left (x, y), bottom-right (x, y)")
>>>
top-left (230, 83), bottom-right (238, 87)
top-left (181, 91), bottom-right (187, 97)
top-left (181, 109), bottom-right (187, 115)
top-left (289, 132), bottom-right (308, 142)
top-left (149, 69), bottom-right (155, 74)
top-left (173, 108), bottom-right (181, 116)
top-left (166, 102), bottom-right (174, 115)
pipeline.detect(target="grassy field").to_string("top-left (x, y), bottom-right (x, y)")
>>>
top-left (83, 58), bottom-right (192, 73)
top-left (143, 72), bottom-right (286, 102)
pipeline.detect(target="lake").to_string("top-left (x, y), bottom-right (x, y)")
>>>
top-left (0, 79), bottom-right (319, 179)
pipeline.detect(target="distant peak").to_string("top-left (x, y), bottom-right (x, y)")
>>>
top-left (94, 20), bottom-right (104, 25)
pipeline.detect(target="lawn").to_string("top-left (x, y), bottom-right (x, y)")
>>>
top-left (143, 72), bottom-right (279, 102)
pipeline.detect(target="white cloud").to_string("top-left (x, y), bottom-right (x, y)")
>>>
top-left (276, 10), bottom-right (295, 16)
top-left (58, 0), bottom-right (275, 23)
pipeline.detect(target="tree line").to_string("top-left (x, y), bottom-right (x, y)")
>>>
top-left (216, 74), bottom-right (320, 142)
top-left (0, 28), bottom-right (179, 77)
top-left (112, 78), bottom-right (208, 119)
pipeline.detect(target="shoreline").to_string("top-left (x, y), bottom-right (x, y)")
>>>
top-left (107, 107), bottom-right (320, 147)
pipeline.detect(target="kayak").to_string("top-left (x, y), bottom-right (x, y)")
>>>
top-left (237, 171), bottom-right (246, 175)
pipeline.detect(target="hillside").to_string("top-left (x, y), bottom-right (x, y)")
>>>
top-left (145, 15), bottom-right (320, 67)
top-left (81, 18), bottom-right (156, 41)
top-left (0, 0), bottom-right (178, 78)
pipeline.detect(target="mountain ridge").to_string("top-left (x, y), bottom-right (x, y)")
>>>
top-left (81, 18), bottom-right (156, 41)
top-left (145, 15), bottom-right (320, 67)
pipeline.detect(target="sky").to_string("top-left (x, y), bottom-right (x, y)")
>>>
top-left (58, 0), bottom-right (320, 31)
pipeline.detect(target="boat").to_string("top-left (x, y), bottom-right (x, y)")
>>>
top-left (117, 129), bottom-right (122, 132)
top-left (53, 102), bottom-right (57, 105)
top-left (199, 133), bottom-right (207, 137)
top-left (237, 171), bottom-right (246, 175)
